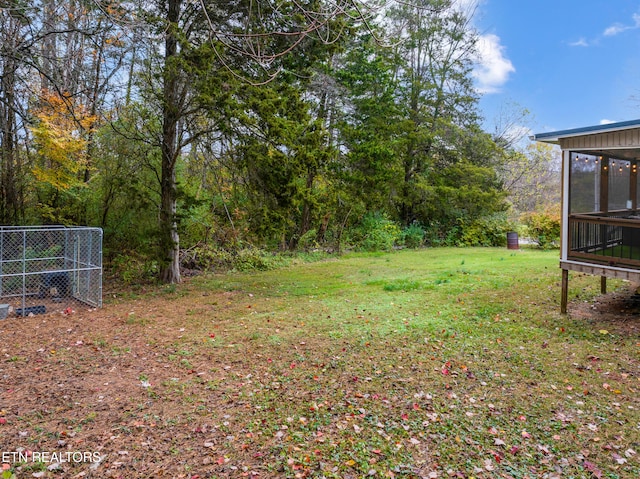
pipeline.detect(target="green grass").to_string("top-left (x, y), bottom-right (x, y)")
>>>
top-left (177, 247), bottom-right (639, 478)
top-left (6, 247), bottom-right (637, 478)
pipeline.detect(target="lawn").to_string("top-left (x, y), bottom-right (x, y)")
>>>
top-left (0, 247), bottom-right (638, 478)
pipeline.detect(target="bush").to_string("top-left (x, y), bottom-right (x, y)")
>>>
top-left (297, 228), bottom-right (319, 251)
top-left (523, 207), bottom-right (561, 249)
top-left (402, 223), bottom-right (426, 248)
top-left (423, 220), bottom-right (457, 247)
top-left (109, 253), bottom-right (158, 285)
top-left (348, 213), bottom-right (402, 252)
top-left (458, 213), bottom-right (515, 247)
top-left (181, 244), bottom-right (286, 272)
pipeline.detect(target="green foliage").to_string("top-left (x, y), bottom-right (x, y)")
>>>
top-left (110, 254), bottom-right (159, 285)
top-left (421, 213), bottom-right (513, 248)
top-left (89, 106), bottom-right (161, 260)
top-left (297, 228), bottom-right (319, 250)
top-left (457, 213), bottom-right (515, 247)
top-left (182, 244), bottom-right (287, 272)
top-left (5, 0), bottom-right (520, 283)
top-left (402, 223), bottom-right (425, 248)
top-left (523, 207), bottom-right (561, 249)
top-left (382, 278), bottom-right (421, 291)
top-left (347, 212), bottom-right (402, 252)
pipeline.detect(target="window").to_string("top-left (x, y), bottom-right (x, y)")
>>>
top-left (569, 152), bottom-right (600, 214)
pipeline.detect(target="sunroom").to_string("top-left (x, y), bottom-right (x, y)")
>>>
top-left (531, 119), bottom-right (640, 313)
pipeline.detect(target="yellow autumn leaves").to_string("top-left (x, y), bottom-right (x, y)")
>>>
top-left (30, 91), bottom-right (97, 190)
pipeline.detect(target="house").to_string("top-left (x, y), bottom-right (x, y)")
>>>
top-left (531, 119), bottom-right (640, 313)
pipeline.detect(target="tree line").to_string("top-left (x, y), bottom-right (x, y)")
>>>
top-left (0, 0), bottom-right (559, 283)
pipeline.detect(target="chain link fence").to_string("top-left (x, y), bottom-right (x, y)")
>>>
top-left (0, 226), bottom-right (102, 318)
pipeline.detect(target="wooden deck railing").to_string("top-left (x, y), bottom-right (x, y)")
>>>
top-left (568, 213), bottom-right (640, 267)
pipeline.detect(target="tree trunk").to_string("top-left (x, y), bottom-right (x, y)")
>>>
top-left (0, 18), bottom-right (21, 224)
top-left (159, 0), bottom-right (182, 283)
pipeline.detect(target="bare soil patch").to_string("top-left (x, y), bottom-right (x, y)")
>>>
top-left (571, 282), bottom-right (640, 336)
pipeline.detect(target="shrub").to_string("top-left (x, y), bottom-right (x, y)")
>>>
top-left (180, 244), bottom-right (286, 272)
top-left (458, 213), bottom-right (515, 247)
top-left (348, 213), bottom-right (402, 252)
top-left (423, 220), bottom-right (457, 247)
top-left (110, 253), bottom-right (158, 285)
top-left (297, 228), bottom-right (318, 251)
top-left (523, 207), bottom-right (561, 249)
top-left (402, 223), bottom-right (426, 249)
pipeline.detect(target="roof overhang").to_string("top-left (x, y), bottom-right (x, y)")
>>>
top-left (530, 119), bottom-right (640, 144)
top-left (530, 119), bottom-right (640, 161)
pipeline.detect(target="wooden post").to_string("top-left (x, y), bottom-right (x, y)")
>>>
top-left (600, 158), bottom-right (609, 253)
top-left (601, 157), bottom-right (609, 213)
top-left (561, 269), bottom-right (569, 314)
top-left (631, 160), bottom-right (638, 211)
top-left (601, 276), bottom-right (607, 294)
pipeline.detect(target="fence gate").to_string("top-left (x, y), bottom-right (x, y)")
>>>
top-left (0, 226), bottom-right (102, 317)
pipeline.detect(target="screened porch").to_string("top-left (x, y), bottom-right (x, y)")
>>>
top-left (532, 119), bottom-right (640, 313)
top-left (568, 153), bottom-right (640, 268)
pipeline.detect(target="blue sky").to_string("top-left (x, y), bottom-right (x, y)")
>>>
top-left (471, 0), bottom-right (640, 136)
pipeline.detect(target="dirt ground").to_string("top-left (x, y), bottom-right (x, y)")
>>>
top-left (0, 283), bottom-right (259, 478)
top-left (570, 282), bottom-right (640, 336)
top-left (0, 279), bottom-right (638, 478)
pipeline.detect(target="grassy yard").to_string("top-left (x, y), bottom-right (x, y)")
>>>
top-left (0, 247), bottom-right (638, 478)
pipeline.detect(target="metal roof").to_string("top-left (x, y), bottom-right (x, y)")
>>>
top-left (530, 119), bottom-right (640, 144)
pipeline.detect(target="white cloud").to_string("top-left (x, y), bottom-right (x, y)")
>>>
top-left (600, 119), bottom-right (616, 125)
top-left (569, 38), bottom-right (589, 47)
top-left (473, 33), bottom-right (515, 94)
top-left (604, 23), bottom-right (629, 36)
top-left (603, 12), bottom-right (640, 36)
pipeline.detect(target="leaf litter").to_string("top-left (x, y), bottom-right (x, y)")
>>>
top-left (0, 253), bottom-right (638, 478)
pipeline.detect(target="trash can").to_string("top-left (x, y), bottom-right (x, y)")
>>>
top-left (507, 232), bottom-right (519, 250)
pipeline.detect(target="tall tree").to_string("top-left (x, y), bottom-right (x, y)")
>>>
top-left (336, 31), bottom-right (403, 214)
top-left (388, 0), bottom-right (481, 224)
top-left (0, 4), bottom-right (22, 223)
top-left (158, 0), bottom-right (183, 282)
top-left (142, 0), bottom-right (360, 282)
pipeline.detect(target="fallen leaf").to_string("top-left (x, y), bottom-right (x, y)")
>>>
top-left (612, 453), bottom-right (627, 465)
top-left (584, 460), bottom-right (603, 479)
